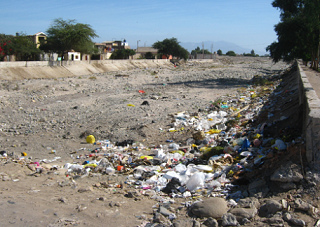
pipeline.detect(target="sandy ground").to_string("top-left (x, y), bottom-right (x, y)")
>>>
top-left (0, 56), bottom-right (303, 227)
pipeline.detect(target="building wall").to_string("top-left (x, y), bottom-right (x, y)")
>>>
top-left (68, 52), bottom-right (81, 61)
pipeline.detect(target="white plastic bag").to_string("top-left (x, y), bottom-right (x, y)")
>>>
top-left (186, 172), bottom-right (205, 191)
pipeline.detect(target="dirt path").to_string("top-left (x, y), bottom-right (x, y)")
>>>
top-left (300, 64), bottom-right (320, 99)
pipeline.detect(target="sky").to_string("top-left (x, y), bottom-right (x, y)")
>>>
top-left (1, 0), bottom-right (281, 54)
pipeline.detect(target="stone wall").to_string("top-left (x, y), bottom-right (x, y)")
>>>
top-left (297, 62), bottom-right (320, 169)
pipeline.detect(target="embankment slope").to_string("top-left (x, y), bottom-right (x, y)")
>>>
top-left (0, 59), bottom-right (172, 80)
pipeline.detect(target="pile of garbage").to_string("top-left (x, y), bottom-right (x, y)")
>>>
top-left (1, 67), bottom-right (303, 201)
top-left (53, 71), bottom-right (301, 199)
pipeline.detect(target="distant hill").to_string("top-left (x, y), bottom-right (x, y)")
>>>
top-left (181, 41), bottom-right (267, 56)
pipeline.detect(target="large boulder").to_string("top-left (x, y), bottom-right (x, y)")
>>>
top-left (259, 199), bottom-right (283, 217)
top-left (190, 197), bottom-right (228, 218)
top-left (270, 162), bottom-right (303, 183)
top-left (230, 207), bottom-right (258, 220)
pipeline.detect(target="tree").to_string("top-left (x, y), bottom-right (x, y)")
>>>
top-left (191, 46), bottom-right (211, 55)
top-left (110, 49), bottom-right (135, 59)
top-left (226, 50), bottom-right (236, 56)
top-left (13, 34), bottom-right (42, 61)
top-left (267, 0), bottom-right (320, 69)
top-left (243, 49), bottom-right (259, 57)
top-left (145, 52), bottom-right (154, 59)
top-left (217, 49), bottom-right (223, 55)
top-left (152, 38), bottom-right (189, 60)
top-left (40, 18), bottom-right (98, 59)
top-left (0, 34), bottom-right (14, 61)
top-left (0, 33), bottom-right (41, 61)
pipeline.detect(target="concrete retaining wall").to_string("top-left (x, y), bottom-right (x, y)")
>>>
top-left (0, 59), bottom-right (171, 80)
top-left (298, 62), bottom-right (320, 169)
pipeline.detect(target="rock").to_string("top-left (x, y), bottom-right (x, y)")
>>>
top-left (289, 218), bottom-right (306, 226)
top-left (261, 217), bottom-right (285, 226)
top-left (172, 219), bottom-right (194, 227)
top-left (141, 101), bottom-right (150, 106)
top-left (145, 222), bottom-right (166, 227)
top-left (248, 179), bottom-right (269, 198)
top-left (230, 207), bottom-right (257, 220)
top-left (159, 206), bottom-right (172, 217)
top-left (94, 182), bottom-right (101, 188)
top-left (294, 198), bottom-right (319, 215)
top-left (282, 212), bottom-right (291, 222)
top-left (237, 197), bottom-right (260, 209)
top-left (2, 174), bottom-right (11, 181)
top-left (221, 213), bottom-right (238, 226)
top-left (58, 180), bottom-right (72, 187)
top-left (98, 197), bottom-right (105, 201)
top-left (58, 197), bottom-right (67, 203)
top-left (192, 220), bottom-right (201, 227)
top-left (190, 198), bottom-right (228, 218)
top-left (259, 200), bottom-right (283, 217)
top-left (270, 162), bottom-right (303, 183)
top-left (77, 187), bottom-right (93, 193)
top-left (153, 212), bottom-right (169, 224)
top-left (203, 217), bottom-right (219, 227)
top-left (278, 182), bottom-right (296, 190)
top-left (315, 219), bottom-right (320, 227)
top-left (239, 218), bottom-right (251, 225)
top-left (193, 131), bottom-right (205, 141)
top-left (124, 192), bottom-right (134, 198)
top-left (27, 164), bottom-right (36, 171)
top-left (152, 212), bottom-right (160, 223)
top-left (76, 204), bottom-right (87, 212)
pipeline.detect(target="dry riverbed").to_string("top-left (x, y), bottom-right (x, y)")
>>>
top-left (0, 57), bottom-right (319, 227)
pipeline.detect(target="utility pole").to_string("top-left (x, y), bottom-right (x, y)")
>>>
top-left (202, 42), bottom-right (204, 59)
top-left (137, 40), bottom-right (140, 52)
top-left (211, 43), bottom-right (213, 59)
